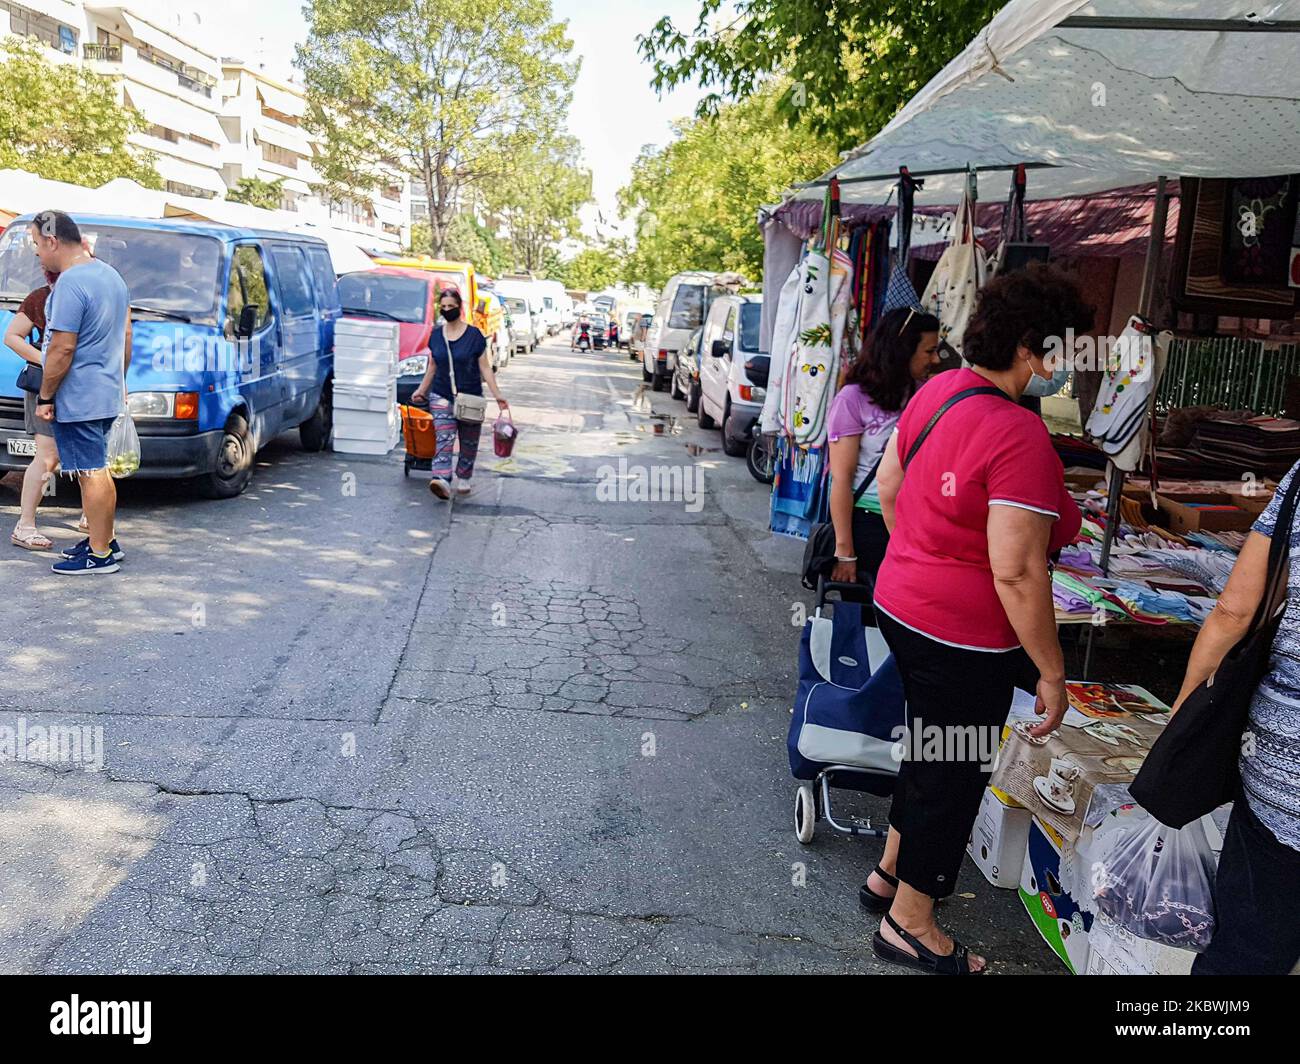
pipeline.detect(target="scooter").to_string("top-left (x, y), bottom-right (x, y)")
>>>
top-left (575, 323), bottom-right (592, 352)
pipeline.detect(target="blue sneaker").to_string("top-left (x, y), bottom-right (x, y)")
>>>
top-left (52, 549), bottom-right (120, 575)
top-left (61, 537), bottom-right (124, 562)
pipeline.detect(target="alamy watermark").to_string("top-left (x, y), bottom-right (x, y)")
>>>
top-left (0, 718), bottom-right (104, 772)
top-left (596, 458), bottom-right (705, 513)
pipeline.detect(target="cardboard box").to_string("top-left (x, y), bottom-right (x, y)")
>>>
top-left (1019, 816), bottom-right (1092, 974)
top-left (1156, 493), bottom-right (1258, 533)
top-left (1084, 913), bottom-right (1196, 976)
top-left (968, 787), bottom-right (1032, 889)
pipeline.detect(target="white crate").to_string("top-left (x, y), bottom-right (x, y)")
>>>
top-left (334, 345), bottom-right (397, 370)
top-left (336, 318), bottom-right (400, 348)
top-left (333, 435), bottom-right (396, 456)
top-left (334, 358), bottom-right (395, 387)
top-left (334, 409), bottom-right (398, 440)
top-left (334, 382), bottom-right (397, 412)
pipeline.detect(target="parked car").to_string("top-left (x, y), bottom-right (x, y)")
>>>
top-left (0, 215), bottom-right (340, 497)
top-left (671, 328), bottom-right (705, 411)
top-left (337, 266), bottom-right (438, 406)
top-left (478, 287), bottom-right (512, 371)
top-left (697, 294), bottom-right (766, 455)
top-left (494, 279), bottom-right (549, 345)
top-left (643, 270), bottom-right (714, 392)
top-left (629, 312), bottom-right (653, 361)
top-left (502, 296), bottom-right (536, 355)
top-left (621, 310), bottom-right (640, 349)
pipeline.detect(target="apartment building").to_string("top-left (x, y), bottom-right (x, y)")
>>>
top-left (220, 60), bottom-right (409, 251)
top-left (2, 2), bottom-right (409, 250)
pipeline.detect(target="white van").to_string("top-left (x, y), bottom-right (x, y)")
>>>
top-left (494, 279), bottom-right (548, 346)
top-left (535, 279), bottom-right (574, 328)
top-left (642, 271), bottom-right (715, 392)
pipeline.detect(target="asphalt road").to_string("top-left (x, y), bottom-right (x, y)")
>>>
top-left (0, 334), bottom-right (1057, 974)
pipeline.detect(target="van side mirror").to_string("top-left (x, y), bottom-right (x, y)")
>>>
top-left (711, 339), bottom-right (730, 359)
top-left (236, 304), bottom-right (259, 339)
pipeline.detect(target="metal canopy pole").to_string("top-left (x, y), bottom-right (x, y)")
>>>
top-left (794, 160), bottom-right (1058, 192)
top-left (1084, 176), bottom-right (1170, 677)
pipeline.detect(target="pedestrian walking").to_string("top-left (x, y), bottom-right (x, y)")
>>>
top-left (825, 306), bottom-right (941, 597)
top-left (5, 267), bottom-right (61, 550)
top-left (865, 265), bottom-right (1093, 973)
top-left (1173, 459), bottom-right (1300, 975)
top-left (409, 288), bottom-right (508, 500)
top-left (29, 210), bottom-right (132, 575)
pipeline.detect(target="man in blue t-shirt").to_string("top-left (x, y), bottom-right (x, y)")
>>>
top-left (31, 210), bottom-right (132, 575)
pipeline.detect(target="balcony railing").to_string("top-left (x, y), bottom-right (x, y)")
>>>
top-left (177, 72), bottom-right (213, 98)
top-left (83, 43), bottom-right (122, 61)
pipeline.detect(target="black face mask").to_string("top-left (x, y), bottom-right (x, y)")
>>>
top-left (441, 306), bottom-right (461, 322)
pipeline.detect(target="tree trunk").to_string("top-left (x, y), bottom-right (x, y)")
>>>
top-left (420, 146), bottom-right (438, 257)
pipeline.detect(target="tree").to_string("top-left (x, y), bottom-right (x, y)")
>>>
top-left (617, 84), bottom-right (839, 287)
top-left (483, 129), bottom-right (591, 274)
top-left (640, 0), bottom-right (1003, 148)
top-left (227, 176), bottom-right (286, 211)
top-left (297, 0), bottom-right (577, 259)
top-left (553, 246), bottom-right (625, 292)
top-left (0, 36), bottom-right (160, 188)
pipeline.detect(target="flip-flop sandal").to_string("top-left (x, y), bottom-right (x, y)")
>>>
top-left (872, 912), bottom-right (984, 975)
top-left (11, 525), bottom-right (53, 551)
top-left (859, 865), bottom-right (899, 913)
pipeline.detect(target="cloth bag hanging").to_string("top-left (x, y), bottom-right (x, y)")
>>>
top-left (784, 246), bottom-right (853, 445)
top-left (921, 178), bottom-right (986, 356)
top-left (882, 167), bottom-right (924, 314)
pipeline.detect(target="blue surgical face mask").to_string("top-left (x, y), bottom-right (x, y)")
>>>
top-left (1024, 357), bottom-right (1070, 397)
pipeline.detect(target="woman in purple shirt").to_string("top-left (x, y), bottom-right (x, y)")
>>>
top-left (826, 306), bottom-right (941, 596)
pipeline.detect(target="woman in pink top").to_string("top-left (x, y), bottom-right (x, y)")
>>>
top-left (862, 265), bottom-right (1093, 974)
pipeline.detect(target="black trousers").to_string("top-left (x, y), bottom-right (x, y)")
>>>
top-left (877, 611), bottom-right (1036, 899)
top-left (1192, 795), bottom-right (1300, 975)
top-left (852, 508), bottom-right (890, 590)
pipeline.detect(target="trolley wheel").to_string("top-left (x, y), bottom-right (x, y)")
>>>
top-left (795, 784), bottom-right (816, 844)
top-left (403, 456), bottom-right (412, 478)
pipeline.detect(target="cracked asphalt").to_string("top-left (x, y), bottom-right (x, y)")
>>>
top-left (0, 335), bottom-right (1057, 974)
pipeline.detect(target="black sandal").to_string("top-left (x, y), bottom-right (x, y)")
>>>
top-left (858, 865), bottom-right (899, 913)
top-left (871, 913), bottom-right (983, 975)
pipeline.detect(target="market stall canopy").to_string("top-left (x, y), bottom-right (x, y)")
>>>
top-left (796, 0), bottom-right (1300, 208)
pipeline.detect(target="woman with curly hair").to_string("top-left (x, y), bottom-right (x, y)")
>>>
top-left (826, 306), bottom-right (941, 595)
top-left (862, 264), bottom-right (1095, 974)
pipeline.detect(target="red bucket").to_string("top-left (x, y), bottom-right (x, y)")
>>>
top-left (493, 412), bottom-right (518, 458)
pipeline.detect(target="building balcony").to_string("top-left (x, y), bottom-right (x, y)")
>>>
top-left (83, 43), bottom-right (121, 61)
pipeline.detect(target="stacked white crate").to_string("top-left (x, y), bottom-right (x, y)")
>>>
top-left (333, 319), bottom-right (401, 455)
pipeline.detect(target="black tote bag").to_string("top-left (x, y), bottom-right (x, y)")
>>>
top-left (1130, 472), bottom-right (1300, 828)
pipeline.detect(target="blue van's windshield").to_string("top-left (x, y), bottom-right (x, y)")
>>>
top-left (0, 222), bottom-right (223, 323)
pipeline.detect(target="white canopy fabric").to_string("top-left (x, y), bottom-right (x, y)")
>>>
top-left (256, 82), bottom-right (307, 121)
top-left (801, 0), bottom-right (1300, 206)
top-left (122, 81), bottom-right (226, 146)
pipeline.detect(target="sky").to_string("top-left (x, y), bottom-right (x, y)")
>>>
top-left (155, 0), bottom-right (715, 242)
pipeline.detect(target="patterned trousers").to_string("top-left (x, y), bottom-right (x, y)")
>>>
top-left (429, 397), bottom-right (482, 480)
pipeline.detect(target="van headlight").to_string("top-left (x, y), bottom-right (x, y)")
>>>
top-left (398, 354), bottom-right (428, 377)
top-left (127, 392), bottom-right (175, 418)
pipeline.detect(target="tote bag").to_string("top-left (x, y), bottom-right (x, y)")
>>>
top-left (1130, 471), bottom-right (1300, 827)
top-left (921, 187), bottom-right (986, 356)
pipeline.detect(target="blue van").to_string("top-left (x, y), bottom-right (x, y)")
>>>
top-left (0, 215), bottom-right (340, 497)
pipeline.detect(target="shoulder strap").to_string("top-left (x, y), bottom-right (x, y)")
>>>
top-left (443, 329), bottom-right (457, 397)
top-left (903, 386), bottom-right (1009, 470)
top-left (852, 453), bottom-right (884, 502)
top-left (1249, 472), bottom-right (1300, 633)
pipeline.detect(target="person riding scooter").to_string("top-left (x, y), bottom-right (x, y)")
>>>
top-left (572, 316), bottom-right (592, 351)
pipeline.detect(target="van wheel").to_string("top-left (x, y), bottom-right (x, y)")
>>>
top-left (686, 380), bottom-right (701, 414)
top-left (299, 382), bottom-right (332, 452)
top-left (722, 406), bottom-right (748, 457)
top-left (698, 399), bottom-right (716, 430)
top-left (642, 364), bottom-right (652, 383)
top-left (199, 413), bottom-right (254, 499)
top-left (651, 369), bottom-right (667, 393)
top-left (670, 371), bottom-right (684, 400)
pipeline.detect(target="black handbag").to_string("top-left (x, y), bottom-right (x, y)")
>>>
top-left (15, 362), bottom-right (42, 393)
top-left (800, 386), bottom-right (1008, 590)
top-left (1129, 471), bottom-right (1300, 828)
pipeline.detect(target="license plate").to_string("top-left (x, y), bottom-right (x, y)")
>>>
top-left (7, 437), bottom-right (36, 457)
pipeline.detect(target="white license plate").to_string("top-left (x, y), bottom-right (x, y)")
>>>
top-left (7, 437), bottom-right (36, 457)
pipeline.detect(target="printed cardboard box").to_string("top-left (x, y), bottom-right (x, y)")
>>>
top-left (991, 684), bottom-right (1169, 846)
top-left (968, 786), bottom-right (1032, 889)
top-left (1083, 913), bottom-right (1196, 976)
top-left (1019, 816), bottom-right (1092, 974)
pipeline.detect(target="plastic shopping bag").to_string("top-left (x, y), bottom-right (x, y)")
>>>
top-left (106, 412), bottom-right (141, 478)
top-left (1085, 808), bottom-right (1217, 950)
top-left (492, 411), bottom-right (517, 458)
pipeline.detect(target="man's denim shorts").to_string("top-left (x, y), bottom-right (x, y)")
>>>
top-left (52, 416), bottom-right (115, 474)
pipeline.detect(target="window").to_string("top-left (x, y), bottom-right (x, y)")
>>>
top-left (724, 307), bottom-right (738, 341)
top-left (271, 247), bottom-right (314, 317)
top-left (337, 272), bottom-right (428, 324)
top-left (225, 245), bottom-right (271, 338)
top-left (668, 284), bottom-right (706, 330)
top-left (305, 247), bottom-right (339, 313)
top-left (1, 3), bottom-right (77, 51)
top-left (739, 303), bottom-right (763, 352)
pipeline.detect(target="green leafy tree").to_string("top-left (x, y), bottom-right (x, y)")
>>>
top-left (227, 176), bottom-right (286, 211)
top-left (484, 129), bottom-right (591, 273)
top-left (617, 84), bottom-right (839, 287)
top-left (297, 0), bottom-right (577, 258)
top-left (640, 0), bottom-right (1002, 148)
top-left (0, 36), bottom-right (160, 188)
top-left (553, 246), bottom-right (624, 292)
